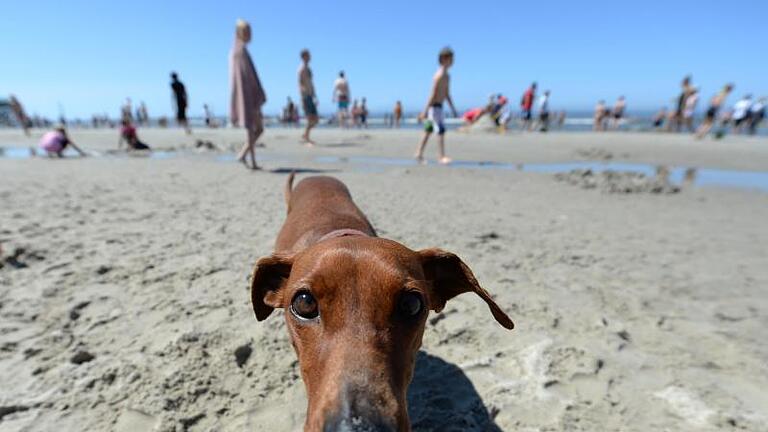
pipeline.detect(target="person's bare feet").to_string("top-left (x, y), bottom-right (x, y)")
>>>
top-left (438, 156), bottom-right (452, 165)
top-left (301, 136), bottom-right (316, 147)
top-left (414, 153), bottom-right (426, 165)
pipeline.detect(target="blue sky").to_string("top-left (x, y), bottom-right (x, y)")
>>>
top-left (1, 0), bottom-right (766, 119)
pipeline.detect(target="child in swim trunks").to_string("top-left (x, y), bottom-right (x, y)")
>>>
top-left (38, 127), bottom-right (86, 157)
top-left (415, 47), bottom-right (458, 165)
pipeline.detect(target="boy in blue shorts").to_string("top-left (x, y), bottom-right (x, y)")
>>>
top-left (415, 47), bottom-right (458, 164)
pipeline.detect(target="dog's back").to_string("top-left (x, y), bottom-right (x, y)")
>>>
top-left (275, 174), bottom-right (376, 253)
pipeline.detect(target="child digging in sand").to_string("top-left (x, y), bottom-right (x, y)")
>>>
top-left (415, 47), bottom-right (458, 165)
top-left (37, 126), bottom-right (86, 158)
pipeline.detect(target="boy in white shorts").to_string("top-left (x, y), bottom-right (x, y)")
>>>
top-left (415, 47), bottom-right (458, 164)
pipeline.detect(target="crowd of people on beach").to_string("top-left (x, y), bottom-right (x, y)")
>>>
top-left (4, 26), bottom-right (766, 166)
top-left (648, 76), bottom-right (765, 138)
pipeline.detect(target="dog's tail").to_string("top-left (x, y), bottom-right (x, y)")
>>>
top-left (284, 171), bottom-right (295, 213)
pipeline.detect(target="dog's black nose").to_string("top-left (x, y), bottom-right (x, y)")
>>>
top-left (322, 415), bottom-right (396, 432)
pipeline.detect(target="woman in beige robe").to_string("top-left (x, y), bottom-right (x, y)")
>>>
top-left (230, 19), bottom-right (266, 169)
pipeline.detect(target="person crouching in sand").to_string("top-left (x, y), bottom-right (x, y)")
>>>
top-left (118, 120), bottom-right (150, 151)
top-left (415, 47), bottom-right (458, 165)
top-left (230, 19), bottom-right (267, 169)
top-left (38, 126), bottom-right (86, 158)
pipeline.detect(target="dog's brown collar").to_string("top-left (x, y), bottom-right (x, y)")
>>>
top-left (318, 229), bottom-right (371, 243)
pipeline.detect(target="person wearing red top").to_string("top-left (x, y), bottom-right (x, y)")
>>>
top-left (520, 82), bottom-right (537, 131)
top-left (118, 120), bottom-right (150, 151)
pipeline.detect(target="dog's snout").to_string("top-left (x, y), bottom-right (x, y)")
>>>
top-left (321, 386), bottom-right (399, 432)
top-left (323, 414), bottom-right (396, 432)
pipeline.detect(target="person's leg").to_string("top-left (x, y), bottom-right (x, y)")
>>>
top-left (303, 115), bottom-right (318, 146)
top-left (236, 133), bottom-right (252, 165)
top-left (249, 117), bottom-right (265, 168)
top-left (437, 133), bottom-right (451, 164)
top-left (695, 120), bottom-right (711, 139)
top-left (415, 132), bottom-right (430, 163)
top-left (436, 113), bottom-right (450, 164)
top-left (246, 127), bottom-right (258, 169)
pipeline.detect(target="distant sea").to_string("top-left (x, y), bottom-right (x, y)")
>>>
top-left (2, 111), bottom-right (766, 136)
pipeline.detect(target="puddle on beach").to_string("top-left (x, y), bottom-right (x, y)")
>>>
top-left (3, 146), bottom-right (767, 192)
top-left (315, 155), bottom-right (768, 192)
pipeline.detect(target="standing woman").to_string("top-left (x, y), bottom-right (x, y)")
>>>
top-left (230, 19), bottom-right (267, 170)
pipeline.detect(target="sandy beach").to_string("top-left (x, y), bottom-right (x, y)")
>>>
top-left (1, 128), bottom-right (767, 431)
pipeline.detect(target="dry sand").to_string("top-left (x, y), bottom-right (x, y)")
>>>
top-left (1, 128), bottom-right (767, 431)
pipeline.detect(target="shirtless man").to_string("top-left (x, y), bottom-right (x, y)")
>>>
top-left (333, 71), bottom-right (350, 128)
top-left (669, 75), bottom-right (693, 132)
top-left (298, 49), bottom-right (318, 145)
top-left (393, 100), bottom-right (403, 128)
top-left (611, 96), bottom-right (626, 130)
top-left (594, 100), bottom-right (607, 131)
top-left (415, 47), bottom-right (458, 165)
top-left (695, 84), bottom-right (733, 139)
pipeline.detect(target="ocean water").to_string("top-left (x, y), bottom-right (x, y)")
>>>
top-left (3, 112), bottom-right (765, 136)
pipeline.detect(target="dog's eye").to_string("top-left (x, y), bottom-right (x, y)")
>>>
top-left (291, 291), bottom-right (319, 320)
top-left (398, 292), bottom-right (423, 318)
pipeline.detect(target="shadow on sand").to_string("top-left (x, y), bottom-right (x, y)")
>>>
top-left (269, 167), bottom-right (341, 174)
top-left (321, 142), bottom-right (363, 148)
top-left (407, 351), bottom-right (502, 432)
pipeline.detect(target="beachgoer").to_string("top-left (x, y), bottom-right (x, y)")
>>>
top-left (748, 97), bottom-right (765, 135)
top-left (558, 110), bottom-right (566, 129)
top-left (138, 102), bottom-right (149, 126)
top-left (8, 95), bottom-right (30, 136)
top-left (170, 72), bottom-right (191, 134)
top-left (298, 49), bottom-right (318, 145)
top-left (333, 71), bottom-right (350, 128)
top-left (393, 101), bottom-right (403, 128)
top-left (653, 107), bottom-right (667, 129)
top-left (611, 96), bottom-right (626, 130)
top-left (230, 19), bottom-right (267, 169)
top-left (359, 97), bottom-right (368, 128)
top-left (415, 47), bottom-right (458, 165)
top-left (118, 120), bottom-right (150, 151)
top-left (491, 94), bottom-right (507, 126)
top-left (121, 98), bottom-right (133, 123)
top-left (520, 82), bottom-right (537, 131)
top-left (462, 107), bottom-right (484, 125)
top-left (203, 104), bottom-right (212, 127)
top-left (537, 91), bottom-right (551, 132)
top-left (696, 84), bottom-right (734, 139)
top-left (350, 99), bottom-right (360, 127)
top-left (731, 95), bottom-right (752, 134)
top-left (38, 126), bottom-right (86, 157)
top-left (594, 100), bottom-right (607, 131)
top-left (670, 75), bottom-right (693, 132)
top-left (683, 89), bottom-right (698, 132)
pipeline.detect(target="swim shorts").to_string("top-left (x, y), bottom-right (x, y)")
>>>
top-left (424, 104), bottom-right (445, 134)
top-left (705, 106), bottom-right (717, 121)
top-left (302, 95), bottom-right (318, 117)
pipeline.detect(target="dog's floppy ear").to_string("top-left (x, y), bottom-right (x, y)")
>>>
top-left (250, 253), bottom-right (293, 321)
top-left (419, 248), bottom-right (514, 329)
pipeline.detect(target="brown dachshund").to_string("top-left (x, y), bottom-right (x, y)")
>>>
top-left (250, 174), bottom-right (514, 432)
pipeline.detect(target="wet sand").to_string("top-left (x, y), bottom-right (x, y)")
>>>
top-left (1, 128), bottom-right (767, 431)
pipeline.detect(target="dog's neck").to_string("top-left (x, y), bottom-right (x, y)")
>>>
top-left (317, 228), bottom-right (371, 243)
